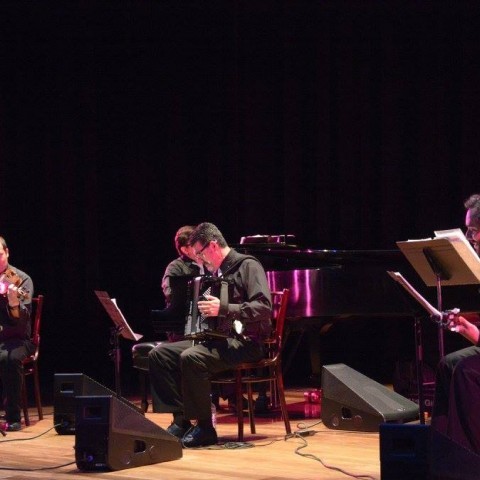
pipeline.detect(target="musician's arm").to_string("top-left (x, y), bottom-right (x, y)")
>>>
top-left (227, 260), bottom-right (272, 324)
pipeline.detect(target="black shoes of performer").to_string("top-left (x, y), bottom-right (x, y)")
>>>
top-left (166, 422), bottom-right (192, 439)
top-left (181, 425), bottom-right (218, 448)
top-left (6, 422), bottom-right (22, 432)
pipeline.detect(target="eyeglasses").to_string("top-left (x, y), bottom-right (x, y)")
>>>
top-left (194, 242), bottom-right (211, 258)
top-left (466, 227), bottom-right (480, 239)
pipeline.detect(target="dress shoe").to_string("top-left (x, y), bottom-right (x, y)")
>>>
top-left (6, 422), bottom-right (22, 432)
top-left (166, 422), bottom-right (192, 439)
top-left (182, 425), bottom-right (218, 448)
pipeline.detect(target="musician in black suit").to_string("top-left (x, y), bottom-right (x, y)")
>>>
top-left (431, 193), bottom-right (480, 455)
top-left (148, 222), bottom-right (272, 447)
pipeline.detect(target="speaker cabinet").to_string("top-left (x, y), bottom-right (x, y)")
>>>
top-left (321, 364), bottom-right (419, 432)
top-left (380, 423), bottom-right (430, 480)
top-left (54, 373), bottom-right (142, 434)
top-left (75, 395), bottom-right (182, 471)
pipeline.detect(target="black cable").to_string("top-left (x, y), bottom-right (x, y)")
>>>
top-left (0, 423), bottom-right (61, 443)
top-left (0, 423), bottom-right (77, 472)
top-left (286, 433), bottom-right (378, 480)
top-left (0, 461), bottom-right (76, 472)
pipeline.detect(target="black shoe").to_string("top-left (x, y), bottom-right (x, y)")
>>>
top-left (6, 422), bottom-right (22, 432)
top-left (182, 425), bottom-right (218, 448)
top-left (167, 422), bottom-right (192, 439)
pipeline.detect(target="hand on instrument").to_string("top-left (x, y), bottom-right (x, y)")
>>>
top-left (198, 294), bottom-right (220, 317)
top-left (448, 314), bottom-right (480, 345)
top-left (6, 284), bottom-right (20, 308)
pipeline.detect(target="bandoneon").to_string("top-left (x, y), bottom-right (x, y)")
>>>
top-left (184, 275), bottom-right (233, 340)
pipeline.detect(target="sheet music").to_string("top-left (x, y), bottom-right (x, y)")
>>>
top-left (397, 228), bottom-right (480, 286)
top-left (94, 290), bottom-right (143, 341)
top-left (386, 271), bottom-right (442, 319)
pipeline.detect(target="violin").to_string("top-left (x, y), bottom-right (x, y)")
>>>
top-left (0, 268), bottom-right (30, 300)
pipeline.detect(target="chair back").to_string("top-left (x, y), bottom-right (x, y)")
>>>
top-left (269, 289), bottom-right (290, 358)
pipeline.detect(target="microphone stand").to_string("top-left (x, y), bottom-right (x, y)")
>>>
top-left (109, 326), bottom-right (124, 397)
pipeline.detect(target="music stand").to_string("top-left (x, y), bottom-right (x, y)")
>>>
top-left (387, 271), bottom-right (447, 424)
top-left (397, 228), bottom-right (480, 358)
top-left (94, 290), bottom-right (143, 396)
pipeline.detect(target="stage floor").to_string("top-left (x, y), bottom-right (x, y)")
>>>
top-left (0, 389), bottom-right (383, 480)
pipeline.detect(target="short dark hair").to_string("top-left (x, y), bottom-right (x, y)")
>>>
top-left (189, 222), bottom-right (228, 249)
top-left (464, 194), bottom-right (480, 224)
top-left (174, 225), bottom-right (196, 256)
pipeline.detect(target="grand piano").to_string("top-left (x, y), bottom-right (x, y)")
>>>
top-left (236, 236), bottom-right (480, 386)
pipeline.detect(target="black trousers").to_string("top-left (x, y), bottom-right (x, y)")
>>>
top-left (0, 340), bottom-right (33, 423)
top-left (432, 345), bottom-right (480, 453)
top-left (148, 337), bottom-right (263, 422)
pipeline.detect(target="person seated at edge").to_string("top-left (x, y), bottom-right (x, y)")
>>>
top-left (148, 222), bottom-right (272, 447)
top-left (431, 193), bottom-right (480, 454)
top-left (160, 225), bottom-right (204, 341)
top-left (0, 236), bottom-right (34, 432)
top-left (162, 225), bottom-right (204, 305)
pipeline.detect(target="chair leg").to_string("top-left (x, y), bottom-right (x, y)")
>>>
top-left (33, 368), bottom-right (43, 420)
top-left (235, 372), bottom-right (244, 441)
top-left (21, 376), bottom-right (30, 426)
top-left (246, 383), bottom-right (256, 434)
top-left (276, 367), bottom-right (291, 435)
top-left (139, 370), bottom-right (149, 413)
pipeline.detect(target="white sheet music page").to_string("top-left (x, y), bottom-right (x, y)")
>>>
top-left (94, 291), bottom-right (143, 341)
top-left (434, 228), bottom-right (479, 257)
top-left (387, 271), bottom-right (442, 319)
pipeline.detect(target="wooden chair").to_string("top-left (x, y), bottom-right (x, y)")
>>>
top-left (212, 288), bottom-right (291, 441)
top-left (21, 294), bottom-right (44, 426)
top-left (132, 340), bottom-right (163, 412)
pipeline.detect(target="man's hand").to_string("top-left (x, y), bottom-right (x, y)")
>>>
top-left (449, 314), bottom-right (480, 345)
top-left (198, 294), bottom-right (220, 317)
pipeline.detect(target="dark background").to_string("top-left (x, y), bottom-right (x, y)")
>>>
top-left (0, 1), bottom-right (479, 399)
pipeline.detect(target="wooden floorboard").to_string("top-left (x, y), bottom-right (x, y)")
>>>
top-left (0, 389), bottom-right (383, 480)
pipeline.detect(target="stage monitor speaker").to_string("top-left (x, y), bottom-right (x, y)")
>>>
top-left (380, 423), bottom-right (430, 480)
top-left (53, 373), bottom-right (143, 435)
top-left (321, 364), bottom-right (419, 432)
top-left (75, 395), bottom-right (182, 471)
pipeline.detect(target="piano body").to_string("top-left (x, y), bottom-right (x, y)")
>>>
top-left (236, 239), bottom-right (480, 386)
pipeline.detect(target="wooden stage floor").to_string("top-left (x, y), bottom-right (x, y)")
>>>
top-left (0, 389), bottom-right (384, 480)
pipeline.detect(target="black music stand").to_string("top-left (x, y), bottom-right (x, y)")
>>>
top-left (387, 271), bottom-right (445, 424)
top-left (94, 290), bottom-right (143, 396)
top-left (397, 229), bottom-right (480, 358)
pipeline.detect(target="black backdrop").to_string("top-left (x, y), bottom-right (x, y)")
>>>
top-left (0, 1), bottom-right (479, 396)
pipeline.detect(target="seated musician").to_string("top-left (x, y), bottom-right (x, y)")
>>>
top-left (0, 236), bottom-right (34, 432)
top-left (148, 222), bottom-right (272, 447)
top-left (159, 225), bottom-right (204, 341)
top-left (431, 193), bottom-right (480, 454)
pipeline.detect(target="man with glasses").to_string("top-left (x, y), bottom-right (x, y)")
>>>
top-left (431, 193), bottom-right (480, 457)
top-left (148, 222), bottom-right (272, 447)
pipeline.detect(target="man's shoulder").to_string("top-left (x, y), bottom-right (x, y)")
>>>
top-left (164, 257), bottom-right (199, 276)
top-left (7, 265), bottom-right (31, 283)
top-left (222, 249), bottom-right (262, 273)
